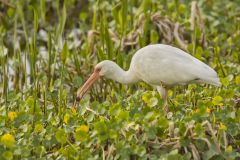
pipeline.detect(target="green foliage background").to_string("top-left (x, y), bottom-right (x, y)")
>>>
top-left (0, 0), bottom-right (240, 159)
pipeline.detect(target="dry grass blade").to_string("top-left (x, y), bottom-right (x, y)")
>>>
top-left (190, 1), bottom-right (206, 47)
top-left (0, 0), bottom-right (15, 8)
top-left (202, 121), bottom-right (222, 154)
top-left (190, 143), bottom-right (201, 160)
top-left (86, 12), bottom-right (188, 50)
top-left (151, 13), bottom-right (174, 43)
top-left (168, 121), bottom-right (175, 138)
top-left (106, 144), bottom-right (115, 160)
top-left (223, 131), bottom-right (228, 151)
top-left (174, 23), bottom-right (187, 50)
top-left (88, 30), bottom-right (100, 54)
top-left (122, 14), bottom-right (145, 48)
top-left (190, 1), bottom-right (204, 31)
top-left (108, 29), bottom-right (119, 44)
top-left (152, 12), bottom-right (188, 49)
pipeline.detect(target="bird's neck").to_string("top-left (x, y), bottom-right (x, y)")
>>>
top-left (110, 66), bottom-right (139, 84)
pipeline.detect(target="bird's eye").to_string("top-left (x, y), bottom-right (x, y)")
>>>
top-left (95, 68), bottom-right (101, 72)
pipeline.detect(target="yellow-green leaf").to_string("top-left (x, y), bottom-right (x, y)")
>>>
top-left (212, 96), bottom-right (223, 106)
top-left (2, 151), bottom-right (13, 160)
top-left (235, 75), bottom-right (240, 85)
top-left (61, 41), bottom-right (69, 64)
top-left (56, 129), bottom-right (67, 144)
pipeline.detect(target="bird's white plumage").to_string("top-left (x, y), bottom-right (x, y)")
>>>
top-left (78, 44), bottom-right (221, 104)
top-left (129, 44), bottom-right (220, 86)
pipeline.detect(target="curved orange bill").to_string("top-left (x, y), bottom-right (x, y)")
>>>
top-left (76, 71), bottom-right (100, 101)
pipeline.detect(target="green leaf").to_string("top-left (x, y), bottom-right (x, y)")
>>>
top-left (118, 110), bottom-right (129, 120)
top-left (75, 130), bottom-right (88, 142)
top-left (212, 96), bottom-right (223, 106)
top-left (203, 144), bottom-right (219, 160)
top-left (61, 41), bottom-right (69, 64)
top-left (195, 46), bottom-right (203, 59)
top-left (79, 12), bottom-right (88, 21)
top-left (180, 136), bottom-right (190, 147)
top-left (235, 75), bottom-right (240, 85)
top-left (158, 116), bottom-right (169, 129)
top-left (73, 76), bottom-right (83, 88)
top-left (33, 8), bottom-right (38, 33)
top-left (109, 104), bottom-right (121, 116)
top-left (178, 4), bottom-right (186, 14)
top-left (148, 97), bottom-right (158, 107)
top-left (134, 145), bottom-right (146, 157)
top-left (26, 97), bottom-right (34, 108)
top-left (195, 123), bottom-right (204, 136)
top-left (150, 30), bottom-right (159, 43)
top-left (2, 151), bottom-right (13, 160)
top-left (56, 129), bottom-right (67, 144)
top-left (58, 2), bottom-right (66, 38)
top-left (145, 111), bottom-right (154, 119)
top-left (40, 0), bottom-right (46, 22)
top-left (162, 149), bottom-right (185, 160)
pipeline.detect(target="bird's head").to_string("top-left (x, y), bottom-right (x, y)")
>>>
top-left (76, 60), bottom-right (116, 101)
top-left (95, 60), bottom-right (117, 77)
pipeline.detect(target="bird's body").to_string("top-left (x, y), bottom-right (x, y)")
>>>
top-left (76, 44), bottom-right (220, 103)
top-left (129, 44), bottom-right (220, 86)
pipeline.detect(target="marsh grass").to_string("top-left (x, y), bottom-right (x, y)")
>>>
top-left (0, 0), bottom-right (239, 159)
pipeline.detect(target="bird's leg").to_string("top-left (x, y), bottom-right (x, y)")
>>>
top-left (157, 86), bottom-right (169, 112)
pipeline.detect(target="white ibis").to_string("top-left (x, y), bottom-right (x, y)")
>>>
top-left (76, 44), bottom-right (221, 104)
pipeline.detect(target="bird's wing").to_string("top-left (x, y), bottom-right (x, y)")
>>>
top-left (131, 44), bottom-right (220, 86)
